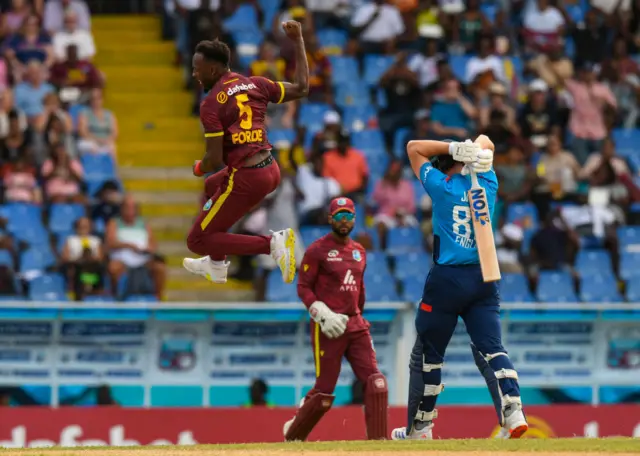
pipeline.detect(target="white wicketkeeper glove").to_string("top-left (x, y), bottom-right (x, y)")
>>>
top-left (461, 148), bottom-right (493, 175)
top-left (449, 139), bottom-right (482, 164)
top-left (309, 301), bottom-right (349, 339)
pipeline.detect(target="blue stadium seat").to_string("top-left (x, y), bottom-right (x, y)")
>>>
top-left (448, 55), bottom-right (470, 82)
top-left (56, 232), bottom-right (72, 253)
top-left (366, 277), bottom-right (400, 301)
top-left (575, 250), bottom-right (613, 278)
top-left (298, 103), bottom-right (332, 131)
top-left (81, 154), bottom-right (116, 181)
top-left (3, 203), bottom-right (42, 230)
top-left (49, 203), bottom-right (86, 234)
top-left (393, 252), bottom-right (432, 280)
top-left (317, 28), bottom-right (348, 55)
top-left (387, 227), bottom-right (423, 254)
top-left (500, 273), bottom-right (535, 302)
top-left (506, 202), bottom-right (539, 229)
top-left (269, 128), bottom-right (296, 148)
top-left (362, 227), bottom-right (381, 251)
top-left (536, 271), bottom-right (577, 303)
top-left (299, 226), bottom-right (330, 248)
top-left (618, 226), bottom-right (640, 253)
top-left (611, 128), bottom-right (640, 158)
top-left (480, 3), bottom-right (498, 22)
top-left (29, 274), bottom-right (66, 301)
top-left (259, 0), bottom-right (279, 31)
top-left (0, 250), bottom-right (13, 268)
top-left (20, 248), bottom-right (55, 274)
top-left (11, 224), bottom-right (49, 246)
top-left (266, 271), bottom-right (298, 302)
top-left (401, 276), bottom-right (424, 302)
top-left (620, 252), bottom-right (640, 281)
top-left (580, 273), bottom-right (622, 303)
top-left (363, 55), bottom-right (395, 87)
top-left (83, 295), bottom-right (115, 303)
top-left (351, 129), bottom-right (386, 157)
top-left (626, 279), bottom-right (640, 301)
top-left (364, 253), bottom-right (392, 281)
top-left (328, 56), bottom-right (359, 85)
top-left (335, 84), bottom-right (371, 108)
top-left (223, 3), bottom-right (259, 33)
top-left (366, 153), bottom-right (390, 180)
top-left (342, 105), bottom-right (377, 131)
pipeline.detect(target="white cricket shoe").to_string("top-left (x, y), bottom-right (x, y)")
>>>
top-left (495, 400), bottom-right (528, 439)
top-left (391, 423), bottom-right (433, 440)
top-left (182, 256), bottom-right (229, 283)
top-left (271, 228), bottom-right (296, 284)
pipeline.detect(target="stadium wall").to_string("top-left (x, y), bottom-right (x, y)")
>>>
top-left (0, 405), bottom-right (638, 447)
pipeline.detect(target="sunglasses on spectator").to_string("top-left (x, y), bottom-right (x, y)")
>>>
top-left (332, 212), bottom-right (355, 222)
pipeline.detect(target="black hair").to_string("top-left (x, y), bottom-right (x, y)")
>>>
top-left (431, 154), bottom-right (456, 172)
top-left (195, 39), bottom-right (231, 67)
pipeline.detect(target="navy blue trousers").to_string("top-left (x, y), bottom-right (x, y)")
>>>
top-left (414, 263), bottom-right (519, 414)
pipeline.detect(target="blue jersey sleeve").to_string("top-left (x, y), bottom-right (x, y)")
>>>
top-left (419, 161), bottom-right (447, 199)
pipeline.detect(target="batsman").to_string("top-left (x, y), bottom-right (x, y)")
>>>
top-left (283, 197), bottom-right (388, 441)
top-left (391, 135), bottom-right (528, 440)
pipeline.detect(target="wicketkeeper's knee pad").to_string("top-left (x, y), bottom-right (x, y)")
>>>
top-left (364, 373), bottom-right (388, 440)
top-left (284, 393), bottom-right (334, 442)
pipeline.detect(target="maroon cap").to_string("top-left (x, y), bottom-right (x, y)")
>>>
top-left (329, 197), bottom-right (355, 215)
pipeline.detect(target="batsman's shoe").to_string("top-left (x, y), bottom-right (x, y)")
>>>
top-left (502, 401), bottom-right (528, 439)
top-left (182, 256), bottom-right (229, 284)
top-left (271, 228), bottom-right (296, 284)
top-left (390, 423), bottom-right (433, 441)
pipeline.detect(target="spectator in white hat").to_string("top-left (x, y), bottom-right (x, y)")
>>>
top-left (311, 110), bottom-right (342, 157)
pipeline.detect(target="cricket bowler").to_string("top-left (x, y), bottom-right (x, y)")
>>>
top-left (283, 197), bottom-right (388, 441)
top-left (391, 135), bottom-right (528, 440)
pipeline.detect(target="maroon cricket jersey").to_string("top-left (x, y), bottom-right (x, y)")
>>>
top-left (298, 234), bottom-right (369, 332)
top-left (199, 72), bottom-right (285, 168)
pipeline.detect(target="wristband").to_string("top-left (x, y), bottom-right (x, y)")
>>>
top-left (448, 142), bottom-right (457, 155)
top-left (194, 161), bottom-right (204, 177)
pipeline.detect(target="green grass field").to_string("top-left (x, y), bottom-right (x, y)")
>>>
top-left (3, 438), bottom-right (640, 455)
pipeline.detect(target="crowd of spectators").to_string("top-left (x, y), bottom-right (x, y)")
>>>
top-left (165, 0), bottom-right (640, 303)
top-left (0, 0), bottom-right (165, 301)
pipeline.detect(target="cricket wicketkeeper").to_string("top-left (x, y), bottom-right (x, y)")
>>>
top-left (283, 197), bottom-right (388, 441)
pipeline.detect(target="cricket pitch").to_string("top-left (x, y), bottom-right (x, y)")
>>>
top-left (1, 438), bottom-right (639, 456)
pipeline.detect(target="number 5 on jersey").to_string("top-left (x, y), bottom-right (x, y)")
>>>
top-left (235, 94), bottom-right (253, 129)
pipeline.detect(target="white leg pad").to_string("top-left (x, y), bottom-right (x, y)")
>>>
top-left (423, 363), bottom-right (443, 372)
top-left (424, 383), bottom-right (445, 396)
top-left (484, 352), bottom-right (509, 362)
top-left (415, 409), bottom-right (438, 422)
top-left (495, 369), bottom-right (519, 380)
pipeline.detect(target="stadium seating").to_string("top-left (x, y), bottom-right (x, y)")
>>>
top-left (0, 250), bottom-right (13, 268)
top-left (574, 250), bottom-right (614, 278)
top-left (393, 252), bottom-right (432, 280)
top-left (619, 252), bottom-right (640, 281)
top-left (317, 28), bottom-right (349, 55)
top-left (506, 202), bottom-right (538, 229)
top-left (363, 55), bottom-right (395, 87)
top-left (579, 273), bottom-right (622, 303)
top-left (386, 227), bottom-right (423, 254)
top-left (28, 274), bottom-right (66, 301)
top-left (328, 56), bottom-right (359, 85)
top-left (500, 273), bottom-right (535, 302)
top-left (536, 271), bottom-right (578, 303)
top-left (618, 226), bottom-right (640, 253)
top-left (335, 83), bottom-right (372, 109)
top-left (49, 204), bottom-right (86, 235)
top-left (298, 103), bottom-right (332, 131)
top-left (342, 105), bottom-right (377, 131)
top-left (350, 129), bottom-right (386, 158)
top-left (401, 276), bottom-right (424, 302)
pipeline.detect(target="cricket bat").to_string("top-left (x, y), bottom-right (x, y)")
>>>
top-left (467, 169), bottom-right (501, 282)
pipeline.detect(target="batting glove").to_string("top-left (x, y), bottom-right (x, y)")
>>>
top-left (449, 140), bottom-right (482, 164)
top-left (309, 301), bottom-right (349, 339)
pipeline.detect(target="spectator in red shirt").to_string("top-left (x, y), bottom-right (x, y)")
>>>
top-left (49, 44), bottom-right (102, 99)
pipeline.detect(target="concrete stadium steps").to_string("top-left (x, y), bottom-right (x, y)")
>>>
top-left (118, 117), bottom-right (202, 143)
top-left (93, 15), bottom-right (250, 301)
top-left (101, 67), bottom-right (184, 92)
top-left (117, 141), bottom-right (201, 167)
top-left (97, 42), bottom-right (175, 66)
top-left (106, 93), bottom-right (193, 116)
